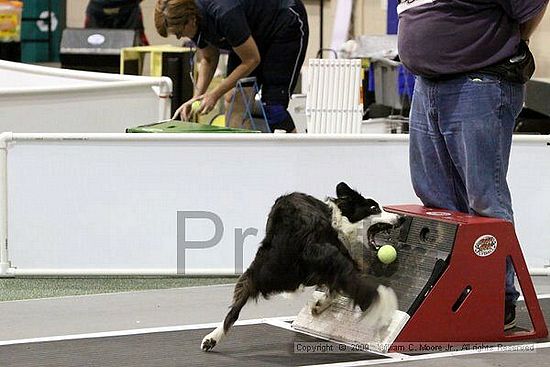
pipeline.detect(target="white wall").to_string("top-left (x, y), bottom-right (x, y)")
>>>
top-left (3, 134), bottom-right (549, 275)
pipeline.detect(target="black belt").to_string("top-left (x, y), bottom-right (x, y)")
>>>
top-left (423, 73), bottom-right (464, 82)
top-left (424, 41), bottom-right (534, 84)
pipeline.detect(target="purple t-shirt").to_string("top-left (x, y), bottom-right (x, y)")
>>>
top-left (397, 0), bottom-right (548, 77)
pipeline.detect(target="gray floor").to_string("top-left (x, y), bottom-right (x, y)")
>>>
top-left (0, 277), bottom-right (548, 366)
top-left (0, 324), bottom-right (387, 367)
top-left (0, 283), bottom-right (311, 341)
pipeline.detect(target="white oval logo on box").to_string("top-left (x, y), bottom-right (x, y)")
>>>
top-left (473, 235), bottom-right (498, 257)
top-left (87, 34), bottom-right (106, 45)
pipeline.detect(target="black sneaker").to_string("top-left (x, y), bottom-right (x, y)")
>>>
top-left (268, 113), bottom-right (296, 133)
top-left (504, 302), bottom-right (516, 330)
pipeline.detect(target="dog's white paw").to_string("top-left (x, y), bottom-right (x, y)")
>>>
top-left (311, 290), bottom-right (333, 315)
top-left (201, 337), bottom-right (217, 352)
top-left (201, 326), bottom-right (224, 352)
top-left (361, 285), bottom-right (398, 329)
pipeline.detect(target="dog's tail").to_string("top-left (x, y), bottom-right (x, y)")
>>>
top-left (223, 270), bottom-right (256, 333)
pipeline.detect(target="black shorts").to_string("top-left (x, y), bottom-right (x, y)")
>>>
top-left (227, 1), bottom-right (309, 108)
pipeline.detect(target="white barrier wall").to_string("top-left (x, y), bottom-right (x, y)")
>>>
top-left (0, 134), bottom-right (548, 275)
top-left (0, 61), bottom-right (172, 133)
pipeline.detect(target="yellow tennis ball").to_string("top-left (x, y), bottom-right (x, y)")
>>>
top-left (377, 245), bottom-right (397, 264)
top-left (191, 100), bottom-right (201, 114)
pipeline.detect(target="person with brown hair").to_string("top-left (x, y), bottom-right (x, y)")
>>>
top-left (155, 0), bottom-right (308, 132)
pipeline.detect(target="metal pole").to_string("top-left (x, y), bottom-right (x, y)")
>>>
top-left (320, 0), bottom-right (324, 56)
top-left (48, 0), bottom-right (53, 61)
top-left (0, 133), bottom-right (12, 275)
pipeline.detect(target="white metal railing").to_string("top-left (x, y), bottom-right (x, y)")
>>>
top-left (306, 59), bottom-right (363, 134)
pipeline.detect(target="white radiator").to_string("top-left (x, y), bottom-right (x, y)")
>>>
top-left (306, 58), bottom-right (363, 134)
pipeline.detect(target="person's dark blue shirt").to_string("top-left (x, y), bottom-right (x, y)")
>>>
top-left (193, 0), bottom-right (295, 50)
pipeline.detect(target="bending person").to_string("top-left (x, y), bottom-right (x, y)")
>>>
top-left (155, 0), bottom-right (309, 132)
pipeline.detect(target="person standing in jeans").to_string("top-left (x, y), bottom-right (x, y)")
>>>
top-left (397, 0), bottom-right (548, 330)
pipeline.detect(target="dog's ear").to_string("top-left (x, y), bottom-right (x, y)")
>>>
top-left (335, 183), bottom-right (383, 222)
top-left (336, 182), bottom-right (354, 198)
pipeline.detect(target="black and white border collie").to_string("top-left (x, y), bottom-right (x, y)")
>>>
top-left (201, 182), bottom-right (403, 352)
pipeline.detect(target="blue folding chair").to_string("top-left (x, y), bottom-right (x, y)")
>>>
top-left (226, 77), bottom-right (270, 132)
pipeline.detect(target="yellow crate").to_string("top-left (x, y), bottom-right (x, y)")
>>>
top-left (120, 44), bottom-right (193, 76)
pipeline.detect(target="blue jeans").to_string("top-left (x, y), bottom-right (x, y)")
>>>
top-left (409, 74), bottom-right (523, 303)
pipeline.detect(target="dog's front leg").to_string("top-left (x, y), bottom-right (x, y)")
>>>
top-left (311, 288), bottom-right (334, 315)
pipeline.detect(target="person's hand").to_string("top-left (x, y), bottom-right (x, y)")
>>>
top-left (198, 91), bottom-right (220, 115)
top-left (172, 96), bottom-right (203, 121)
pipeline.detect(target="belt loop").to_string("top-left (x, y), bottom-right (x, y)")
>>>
top-left (281, 0), bottom-right (296, 8)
